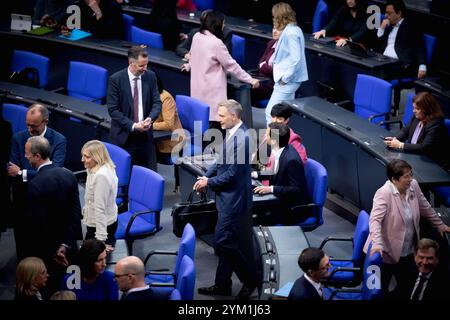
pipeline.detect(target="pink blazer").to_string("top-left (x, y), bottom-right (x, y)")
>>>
top-left (363, 179), bottom-right (445, 264)
top-left (188, 31), bottom-right (253, 121)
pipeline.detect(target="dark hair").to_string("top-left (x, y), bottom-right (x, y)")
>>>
top-left (386, 159), bottom-right (412, 181)
top-left (268, 122), bottom-right (290, 148)
top-left (415, 238), bottom-right (439, 255)
top-left (155, 72), bottom-right (164, 94)
top-left (386, 0), bottom-right (406, 15)
top-left (128, 46), bottom-right (148, 60)
top-left (270, 103), bottom-right (293, 119)
top-left (200, 10), bottom-right (224, 39)
top-left (298, 248), bottom-right (325, 273)
top-left (412, 92), bottom-right (444, 122)
top-left (78, 239), bottom-right (106, 279)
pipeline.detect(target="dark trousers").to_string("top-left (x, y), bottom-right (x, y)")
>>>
top-left (381, 254), bottom-right (416, 298)
top-left (124, 131), bottom-right (156, 171)
top-left (85, 220), bottom-right (118, 246)
top-left (214, 209), bottom-right (258, 288)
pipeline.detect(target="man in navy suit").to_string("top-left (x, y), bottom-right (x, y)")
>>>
top-left (25, 136), bottom-right (81, 297)
top-left (194, 100), bottom-right (258, 300)
top-left (253, 122), bottom-right (309, 225)
top-left (107, 45), bottom-right (162, 170)
top-left (288, 247), bottom-right (331, 300)
top-left (7, 104), bottom-right (66, 260)
top-left (115, 256), bottom-right (164, 300)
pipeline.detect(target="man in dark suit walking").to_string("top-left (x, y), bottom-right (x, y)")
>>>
top-left (107, 45), bottom-right (162, 170)
top-left (253, 122), bottom-right (309, 225)
top-left (24, 136), bottom-right (81, 297)
top-left (288, 247), bottom-right (331, 300)
top-left (7, 104), bottom-right (66, 260)
top-left (194, 99), bottom-right (258, 300)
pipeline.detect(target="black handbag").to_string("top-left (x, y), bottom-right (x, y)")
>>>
top-left (172, 191), bottom-right (217, 238)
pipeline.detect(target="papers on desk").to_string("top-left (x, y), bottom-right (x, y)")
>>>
top-left (273, 282), bottom-right (293, 298)
top-left (58, 29), bottom-right (92, 41)
top-left (27, 26), bottom-right (54, 36)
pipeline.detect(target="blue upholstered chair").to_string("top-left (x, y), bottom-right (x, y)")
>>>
top-left (379, 93), bottom-right (414, 132)
top-left (290, 158), bottom-right (328, 231)
top-left (122, 13), bottom-right (135, 42)
top-left (2, 103), bottom-right (28, 134)
top-left (131, 26), bottom-right (164, 49)
top-left (321, 210), bottom-right (370, 287)
top-left (67, 61), bottom-right (108, 104)
top-left (11, 50), bottom-right (50, 88)
top-left (170, 289), bottom-right (182, 300)
top-left (150, 255), bottom-right (196, 300)
top-left (325, 242), bottom-right (383, 300)
top-left (193, 0), bottom-right (214, 10)
top-left (312, 0), bottom-right (329, 33)
top-left (353, 74), bottom-right (392, 125)
top-left (175, 95), bottom-right (210, 156)
top-left (102, 142), bottom-right (131, 210)
top-left (232, 34), bottom-right (246, 66)
top-left (115, 165), bottom-right (165, 254)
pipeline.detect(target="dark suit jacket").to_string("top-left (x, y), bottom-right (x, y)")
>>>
top-left (107, 68), bottom-right (162, 146)
top-left (258, 145), bottom-right (310, 207)
top-left (26, 164), bottom-right (82, 260)
top-left (288, 275), bottom-right (322, 300)
top-left (205, 124), bottom-right (253, 216)
top-left (10, 127), bottom-right (67, 181)
top-left (396, 116), bottom-right (448, 168)
top-left (175, 26), bottom-right (233, 57)
top-left (379, 18), bottom-right (426, 72)
top-left (122, 287), bottom-right (165, 301)
top-left (399, 267), bottom-right (450, 300)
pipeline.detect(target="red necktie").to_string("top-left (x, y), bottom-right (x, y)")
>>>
top-left (133, 77), bottom-right (139, 122)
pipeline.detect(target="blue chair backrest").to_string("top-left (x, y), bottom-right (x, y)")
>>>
top-left (304, 159), bottom-right (328, 226)
top-left (176, 255), bottom-right (196, 300)
top-left (67, 61), bottom-right (108, 103)
top-left (175, 95), bottom-right (210, 135)
top-left (122, 13), bottom-right (135, 42)
top-left (174, 223), bottom-right (196, 277)
top-left (352, 210), bottom-right (370, 263)
top-left (361, 242), bottom-right (383, 300)
top-left (231, 34), bottom-right (246, 66)
top-left (193, 0), bottom-right (214, 10)
top-left (170, 289), bottom-right (182, 300)
top-left (2, 103), bottom-right (28, 134)
top-left (354, 74), bottom-right (392, 124)
top-left (131, 26), bottom-right (164, 49)
top-left (403, 93), bottom-right (415, 127)
top-left (423, 33), bottom-right (436, 65)
top-left (312, 0), bottom-right (328, 33)
top-left (129, 165), bottom-right (164, 224)
top-left (103, 142), bottom-right (131, 189)
top-left (11, 50), bottom-right (50, 88)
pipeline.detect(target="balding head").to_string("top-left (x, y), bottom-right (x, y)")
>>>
top-left (26, 104), bottom-right (49, 136)
top-left (115, 256), bottom-right (146, 292)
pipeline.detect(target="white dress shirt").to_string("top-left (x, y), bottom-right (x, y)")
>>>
top-left (127, 68), bottom-right (144, 128)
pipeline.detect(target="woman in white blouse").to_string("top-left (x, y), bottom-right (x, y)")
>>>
top-left (81, 140), bottom-right (118, 252)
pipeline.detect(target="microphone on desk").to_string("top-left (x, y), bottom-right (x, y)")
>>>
top-left (327, 118), bottom-right (352, 131)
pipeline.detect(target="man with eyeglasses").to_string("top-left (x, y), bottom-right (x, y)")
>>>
top-left (7, 103), bottom-right (66, 261)
top-left (114, 256), bottom-right (164, 300)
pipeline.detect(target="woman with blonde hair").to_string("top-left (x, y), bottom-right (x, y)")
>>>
top-left (50, 290), bottom-right (77, 300)
top-left (265, 2), bottom-right (308, 125)
top-left (81, 140), bottom-right (118, 252)
top-left (15, 257), bottom-right (48, 300)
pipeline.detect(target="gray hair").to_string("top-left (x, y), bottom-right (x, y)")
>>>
top-left (218, 99), bottom-right (243, 119)
top-left (28, 104), bottom-right (49, 120)
top-left (27, 136), bottom-right (50, 160)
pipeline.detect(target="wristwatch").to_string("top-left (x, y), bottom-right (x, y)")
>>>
top-left (18, 170), bottom-right (23, 176)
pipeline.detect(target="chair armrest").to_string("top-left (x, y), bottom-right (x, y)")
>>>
top-left (124, 209), bottom-right (160, 239)
top-left (144, 249), bottom-right (178, 265)
top-left (368, 112), bottom-right (390, 123)
top-left (149, 282), bottom-right (176, 288)
top-left (145, 270), bottom-right (172, 276)
top-left (328, 288), bottom-right (361, 300)
top-left (327, 267), bottom-right (360, 279)
top-left (379, 119), bottom-right (403, 129)
top-left (319, 236), bottom-right (353, 249)
top-left (290, 203), bottom-right (321, 229)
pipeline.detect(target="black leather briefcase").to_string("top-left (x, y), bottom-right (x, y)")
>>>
top-left (172, 191), bottom-right (217, 238)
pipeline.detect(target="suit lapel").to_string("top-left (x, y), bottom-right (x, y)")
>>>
top-left (393, 192), bottom-right (406, 224)
top-left (124, 70), bottom-right (134, 117)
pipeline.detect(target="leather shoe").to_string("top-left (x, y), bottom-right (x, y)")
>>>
top-left (198, 284), bottom-right (232, 296)
top-left (234, 284), bottom-right (256, 300)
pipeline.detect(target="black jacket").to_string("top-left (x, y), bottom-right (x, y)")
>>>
top-left (288, 275), bottom-right (322, 300)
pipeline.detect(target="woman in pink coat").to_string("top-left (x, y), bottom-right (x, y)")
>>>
top-left (181, 10), bottom-right (259, 130)
top-left (364, 159), bottom-right (450, 296)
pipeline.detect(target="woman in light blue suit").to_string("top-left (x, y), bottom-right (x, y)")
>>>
top-left (265, 2), bottom-right (308, 125)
